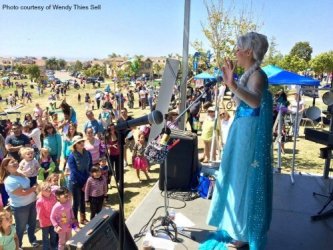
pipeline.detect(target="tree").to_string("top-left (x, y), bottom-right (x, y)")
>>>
top-left (14, 64), bottom-right (26, 75)
top-left (310, 51), bottom-right (333, 83)
top-left (108, 53), bottom-right (119, 58)
top-left (263, 36), bottom-right (284, 66)
top-left (73, 60), bottom-right (83, 72)
top-left (153, 63), bottom-right (162, 78)
top-left (26, 65), bottom-right (40, 81)
top-left (130, 56), bottom-right (143, 78)
top-left (45, 57), bottom-right (58, 70)
top-left (277, 55), bottom-right (308, 72)
top-left (58, 59), bottom-right (67, 69)
top-left (200, 0), bottom-right (259, 68)
top-left (289, 42), bottom-right (313, 62)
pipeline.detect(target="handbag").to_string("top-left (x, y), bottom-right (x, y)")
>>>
top-left (193, 117), bottom-right (202, 131)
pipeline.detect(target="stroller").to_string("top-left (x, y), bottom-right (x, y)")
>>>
top-left (73, 82), bottom-right (80, 89)
top-left (48, 94), bottom-right (57, 110)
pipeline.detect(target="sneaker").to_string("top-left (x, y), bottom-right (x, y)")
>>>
top-left (124, 161), bottom-right (127, 167)
top-left (31, 241), bottom-right (39, 248)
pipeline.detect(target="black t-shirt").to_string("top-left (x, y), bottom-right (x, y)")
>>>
top-left (189, 101), bottom-right (201, 115)
top-left (103, 101), bottom-right (113, 110)
top-left (117, 116), bottom-right (134, 140)
top-left (5, 133), bottom-right (31, 161)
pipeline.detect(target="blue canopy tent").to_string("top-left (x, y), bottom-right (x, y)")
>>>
top-left (262, 65), bottom-right (320, 86)
top-left (194, 72), bottom-right (217, 87)
top-left (262, 65), bottom-right (320, 183)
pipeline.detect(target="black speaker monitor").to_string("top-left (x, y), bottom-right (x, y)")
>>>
top-left (66, 208), bottom-right (138, 250)
top-left (159, 130), bottom-right (199, 191)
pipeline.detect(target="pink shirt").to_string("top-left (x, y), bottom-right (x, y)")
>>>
top-left (50, 200), bottom-right (75, 232)
top-left (36, 193), bottom-right (57, 227)
top-left (84, 138), bottom-right (101, 165)
top-left (18, 159), bottom-right (40, 177)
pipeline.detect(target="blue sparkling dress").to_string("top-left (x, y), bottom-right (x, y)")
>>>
top-left (200, 74), bottom-right (273, 250)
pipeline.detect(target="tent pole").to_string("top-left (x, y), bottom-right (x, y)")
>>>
top-left (291, 88), bottom-right (301, 184)
top-left (276, 105), bottom-right (283, 172)
top-left (209, 85), bottom-right (220, 162)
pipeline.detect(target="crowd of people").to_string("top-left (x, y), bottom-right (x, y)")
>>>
top-left (0, 32), bottom-right (288, 250)
top-left (0, 80), bottom-right (163, 249)
top-left (0, 71), bottom-right (240, 249)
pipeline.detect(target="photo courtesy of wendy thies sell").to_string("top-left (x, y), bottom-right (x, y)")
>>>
top-left (1, 4), bottom-right (102, 11)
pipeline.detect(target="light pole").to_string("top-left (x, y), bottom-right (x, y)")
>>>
top-left (179, 0), bottom-right (191, 130)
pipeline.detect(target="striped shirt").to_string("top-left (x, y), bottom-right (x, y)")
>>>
top-left (84, 176), bottom-right (107, 201)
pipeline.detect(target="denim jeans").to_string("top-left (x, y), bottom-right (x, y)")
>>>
top-left (68, 181), bottom-right (85, 219)
top-left (42, 226), bottom-right (58, 250)
top-left (148, 97), bottom-right (154, 111)
top-left (11, 201), bottom-right (37, 247)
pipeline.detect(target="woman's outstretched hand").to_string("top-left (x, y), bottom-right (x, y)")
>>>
top-left (221, 58), bottom-right (237, 91)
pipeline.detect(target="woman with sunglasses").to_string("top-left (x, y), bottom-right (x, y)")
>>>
top-left (62, 123), bottom-right (82, 170)
top-left (67, 136), bottom-right (92, 225)
top-left (0, 157), bottom-right (39, 248)
top-left (219, 110), bottom-right (233, 148)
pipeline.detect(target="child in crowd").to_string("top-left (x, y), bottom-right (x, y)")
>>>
top-left (51, 113), bottom-right (59, 130)
top-left (0, 208), bottom-right (19, 250)
top-left (200, 107), bottom-right (220, 163)
top-left (85, 166), bottom-right (107, 219)
top-left (38, 148), bottom-right (56, 181)
top-left (132, 133), bottom-right (150, 182)
top-left (106, 123), bottom-right (120, 183)
top-left (36, 182), bottom-right (58, 250)
top-left (51, 187), bottom-right (78, 250)
top-left (18, 147), bottom-right (40, 187)
top-left (99, 157), bottom-right (110, 187)
top-left (46, 173), bottom-right (61, 193)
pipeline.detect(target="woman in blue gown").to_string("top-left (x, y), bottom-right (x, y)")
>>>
top-left (200, 32), bottom-right (273, 250)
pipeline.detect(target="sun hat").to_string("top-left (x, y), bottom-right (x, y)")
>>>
top-left (70, 135), bottom-right (86, 150)
top-left (168, 109), bottom-right (179, 115)
top-left (207, 106), bottom-right (215, 112)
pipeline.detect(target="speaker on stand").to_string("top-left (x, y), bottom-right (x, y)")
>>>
top-left (159, 129), bottom-right (199, 191)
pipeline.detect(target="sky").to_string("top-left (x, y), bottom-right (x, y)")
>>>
top-left (0, 0), bottom-right (332, 60)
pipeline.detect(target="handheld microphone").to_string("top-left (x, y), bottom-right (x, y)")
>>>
top-left (115, 110), bottom-right (164, 130)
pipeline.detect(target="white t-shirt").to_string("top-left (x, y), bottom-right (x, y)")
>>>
top-left (218, 85), bottom-right (227, 100)
top-left (139, 89), bottom-right (146, 99)
top-left (290, 100), bottom-right (304, 114)
top-left (28, 127), bottom-right (42, 149)
top-left (148, 88), bottom-right (155, 98)
top-left (221, 117), bottom-right (234, 145)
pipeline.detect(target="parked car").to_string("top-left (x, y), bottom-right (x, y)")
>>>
top-left (97, 76), bottom-right (104, 83)
top-left (86, 77), bottom-right (98, 83)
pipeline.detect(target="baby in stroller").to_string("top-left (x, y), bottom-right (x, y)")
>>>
top-left (48, 93), bottom-right (57, 110)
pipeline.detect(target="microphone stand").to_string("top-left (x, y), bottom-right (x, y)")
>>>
top-left (116, 129), bottom-right (126, 250)
top-left (149, 88), bottom-right (210, 242)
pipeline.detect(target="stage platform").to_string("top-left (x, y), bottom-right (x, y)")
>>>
top-left (126, 173), bottom-right (333, 250)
